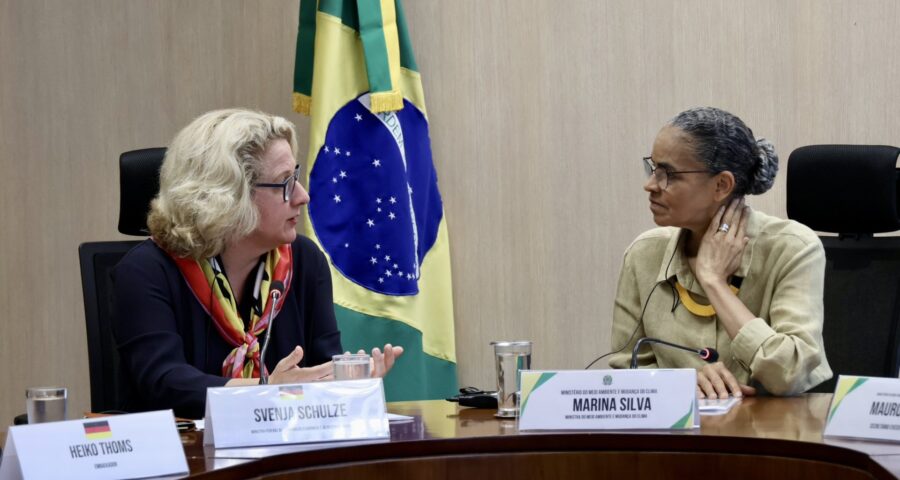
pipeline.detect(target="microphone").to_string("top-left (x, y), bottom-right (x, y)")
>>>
top-left (258, 280), bottom-right (286, 385)
top-left (630, 337), bottom-right (718, 369)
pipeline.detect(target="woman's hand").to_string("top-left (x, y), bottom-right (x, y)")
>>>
top-left (349, 344), bottom-right (405, 378)
top-left (268, 343), bottom-right (403, 385)
top-left (268, 346), bottom-right (334, 384)
top-left (697, 362), bottom-right (757, 399)
top-left (692, 198), bottom-right (750, 288)
top-left (372, 344), bottom-right (403, 377)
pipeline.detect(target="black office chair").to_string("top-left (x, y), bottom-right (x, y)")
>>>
top-left (79, 147), bottom-right (165, 412)
top-left (787, 144), bottom-right (900, 393)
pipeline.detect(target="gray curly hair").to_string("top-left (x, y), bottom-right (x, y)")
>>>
top-left (669, 107), bottom-right (778, 196)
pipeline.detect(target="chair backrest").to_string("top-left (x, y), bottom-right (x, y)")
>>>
top-left (787, 144), bottom-right (900, 393)
top-left (118, 147), bottom-right (165, 236)
top-left (78, 147), bottom-right (165, 412)
top-left (79, 241), bottom-right (142, 412)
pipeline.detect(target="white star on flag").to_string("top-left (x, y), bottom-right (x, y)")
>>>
top-left (339, 170), bottom-right (347, 178)
top-left (389, 196), bottom-right (397, 204)
top-left (333, 195), bottom-right (342, 203)
top-left (388, 212), bottom-right (396, 220)
top-left (385, 270), bottom-right (393, 277)
top-left (345, 151), bottom-right (351, 157)
top-left (375, 244), bottom-right (381, 250)
top-left (376, 197), bottom-right (382, 204)
top-left (372, 159), bottom-right (381, 167)
top-left (335, 147), bottom-right (341, 155)
top-left (332, 177), bottom-right (337, 183)
top-left (324, 146), bottom-right (330, 153)
top-left (370, 257), bottom-right (377, 264)
top-left (384, 255), bottom-right (391, 261)
top-left (366, 219), bottom-right (375, 227)
top-left (354, 113), bottom-right (362, 122)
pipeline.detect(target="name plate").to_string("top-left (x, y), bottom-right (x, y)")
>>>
top-left (825, 375), bottom-right (900, 442)
top-left (0, 410), bottom-right (187, 480)
top-left (518, 369), bottom-right (699, 431)
top-left (204, 378), bottom-right (389, 448)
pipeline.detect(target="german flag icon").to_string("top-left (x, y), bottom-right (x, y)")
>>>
top-left (83, 420), bottom-right (112, 440)
top-left (278, 386), bottom-right (304, 401)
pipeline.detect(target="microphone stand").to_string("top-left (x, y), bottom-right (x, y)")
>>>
top-left (630, 337), bottom-right (718, 369)
top-left (258, 285), bottom-right (284, 385)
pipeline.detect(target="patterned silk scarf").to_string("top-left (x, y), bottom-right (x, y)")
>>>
top-left (166, 243), bottom-right (293, 379)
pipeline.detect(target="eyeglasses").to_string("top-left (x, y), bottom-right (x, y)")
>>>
top-left (255, 165), bottom-right (301, 202)
top-left (642, 156), bottom-right (710, 190)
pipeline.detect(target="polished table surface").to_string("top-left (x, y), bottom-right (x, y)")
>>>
top-left (180, 394), bottom-right (900, 479)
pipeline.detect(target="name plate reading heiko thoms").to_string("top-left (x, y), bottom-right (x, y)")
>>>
top-left (0, 410), bottom-right (187, 480)
top-left (518, 369), bottom-right (699, 431)
top-left (203, 378), bottom-right (389, 448)
top-left (825, 375), bottom-right (900, 443)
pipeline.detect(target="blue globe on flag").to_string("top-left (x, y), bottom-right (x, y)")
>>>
top-left (308, 94), bottom-right (443, 296)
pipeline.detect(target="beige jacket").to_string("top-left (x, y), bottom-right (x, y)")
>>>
top-left (608, 208), bottom-right (833, 395)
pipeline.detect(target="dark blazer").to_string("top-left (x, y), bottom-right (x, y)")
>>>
top-left (112, 236), bottom-right (342, 418)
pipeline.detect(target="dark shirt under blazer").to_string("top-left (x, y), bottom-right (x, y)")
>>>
top-left (112, 236), bottom-right (342, 418)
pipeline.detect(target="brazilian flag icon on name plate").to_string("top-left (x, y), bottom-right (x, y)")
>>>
top-left (293, 0), bottom-right (457, 401)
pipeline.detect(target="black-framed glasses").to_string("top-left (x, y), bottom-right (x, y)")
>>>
top-left (255, 165), bottom-right (301, 202)
top-left (642, 156), bottom-right (710, 190)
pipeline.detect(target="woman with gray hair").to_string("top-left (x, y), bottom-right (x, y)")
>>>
top-left (113, 109), bottom-right (402, 418)
top-left (608, 107), bottom-right (832, 397)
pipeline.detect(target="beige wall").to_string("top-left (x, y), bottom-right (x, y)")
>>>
top-left (1, 0), bottom-right (898, 432)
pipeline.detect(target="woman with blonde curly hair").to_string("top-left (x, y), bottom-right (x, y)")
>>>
top-left (113, 109), bottom-right (402, 418)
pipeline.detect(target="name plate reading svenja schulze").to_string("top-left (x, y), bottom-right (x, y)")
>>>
top-left (204, 378), bottom-right (389, 448)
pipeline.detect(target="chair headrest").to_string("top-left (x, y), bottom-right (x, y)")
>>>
top-left (118, 148), bottom-right (165, 236)
top-left (787, 145), bottom-right (900, 234)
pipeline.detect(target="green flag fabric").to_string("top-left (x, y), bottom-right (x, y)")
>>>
top-left (292, 0), bottom-right (457, 401)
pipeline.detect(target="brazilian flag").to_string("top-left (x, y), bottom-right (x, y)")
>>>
top-left (292, 0), bottom-right (457, 401)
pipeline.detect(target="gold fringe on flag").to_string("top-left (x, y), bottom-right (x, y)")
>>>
top-left (293, 92), bottom-right (312, 115)
top-left (369, 90), bottom-right (404, 113)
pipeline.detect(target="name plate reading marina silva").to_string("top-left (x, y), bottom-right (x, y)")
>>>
top-left (0, 410), bottom-right (187, 480)
top-left (518, 369), bottom-right (699, 431)
top-left (825, 375), bottom-right (900, 443)
top-left (204, 378), bottom-right (389, 448)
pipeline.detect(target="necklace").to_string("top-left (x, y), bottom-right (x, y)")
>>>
top-left (674, 280), bottom-right (740, 317)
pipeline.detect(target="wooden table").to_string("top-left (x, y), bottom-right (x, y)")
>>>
top-left (181, 394), bottom-right (900, 479)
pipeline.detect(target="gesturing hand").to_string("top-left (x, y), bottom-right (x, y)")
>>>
top-left (692, 198), bottom-right (750, 287)
top-left (372, 344), bottom-right (403, 377)
top-left (349, 344), bottom-right (405, 378)
top-left (268, 346), bottom-right (334, 384)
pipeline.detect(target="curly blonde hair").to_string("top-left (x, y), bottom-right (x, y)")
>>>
top-left (148, 109), bottom-right (300, 259)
